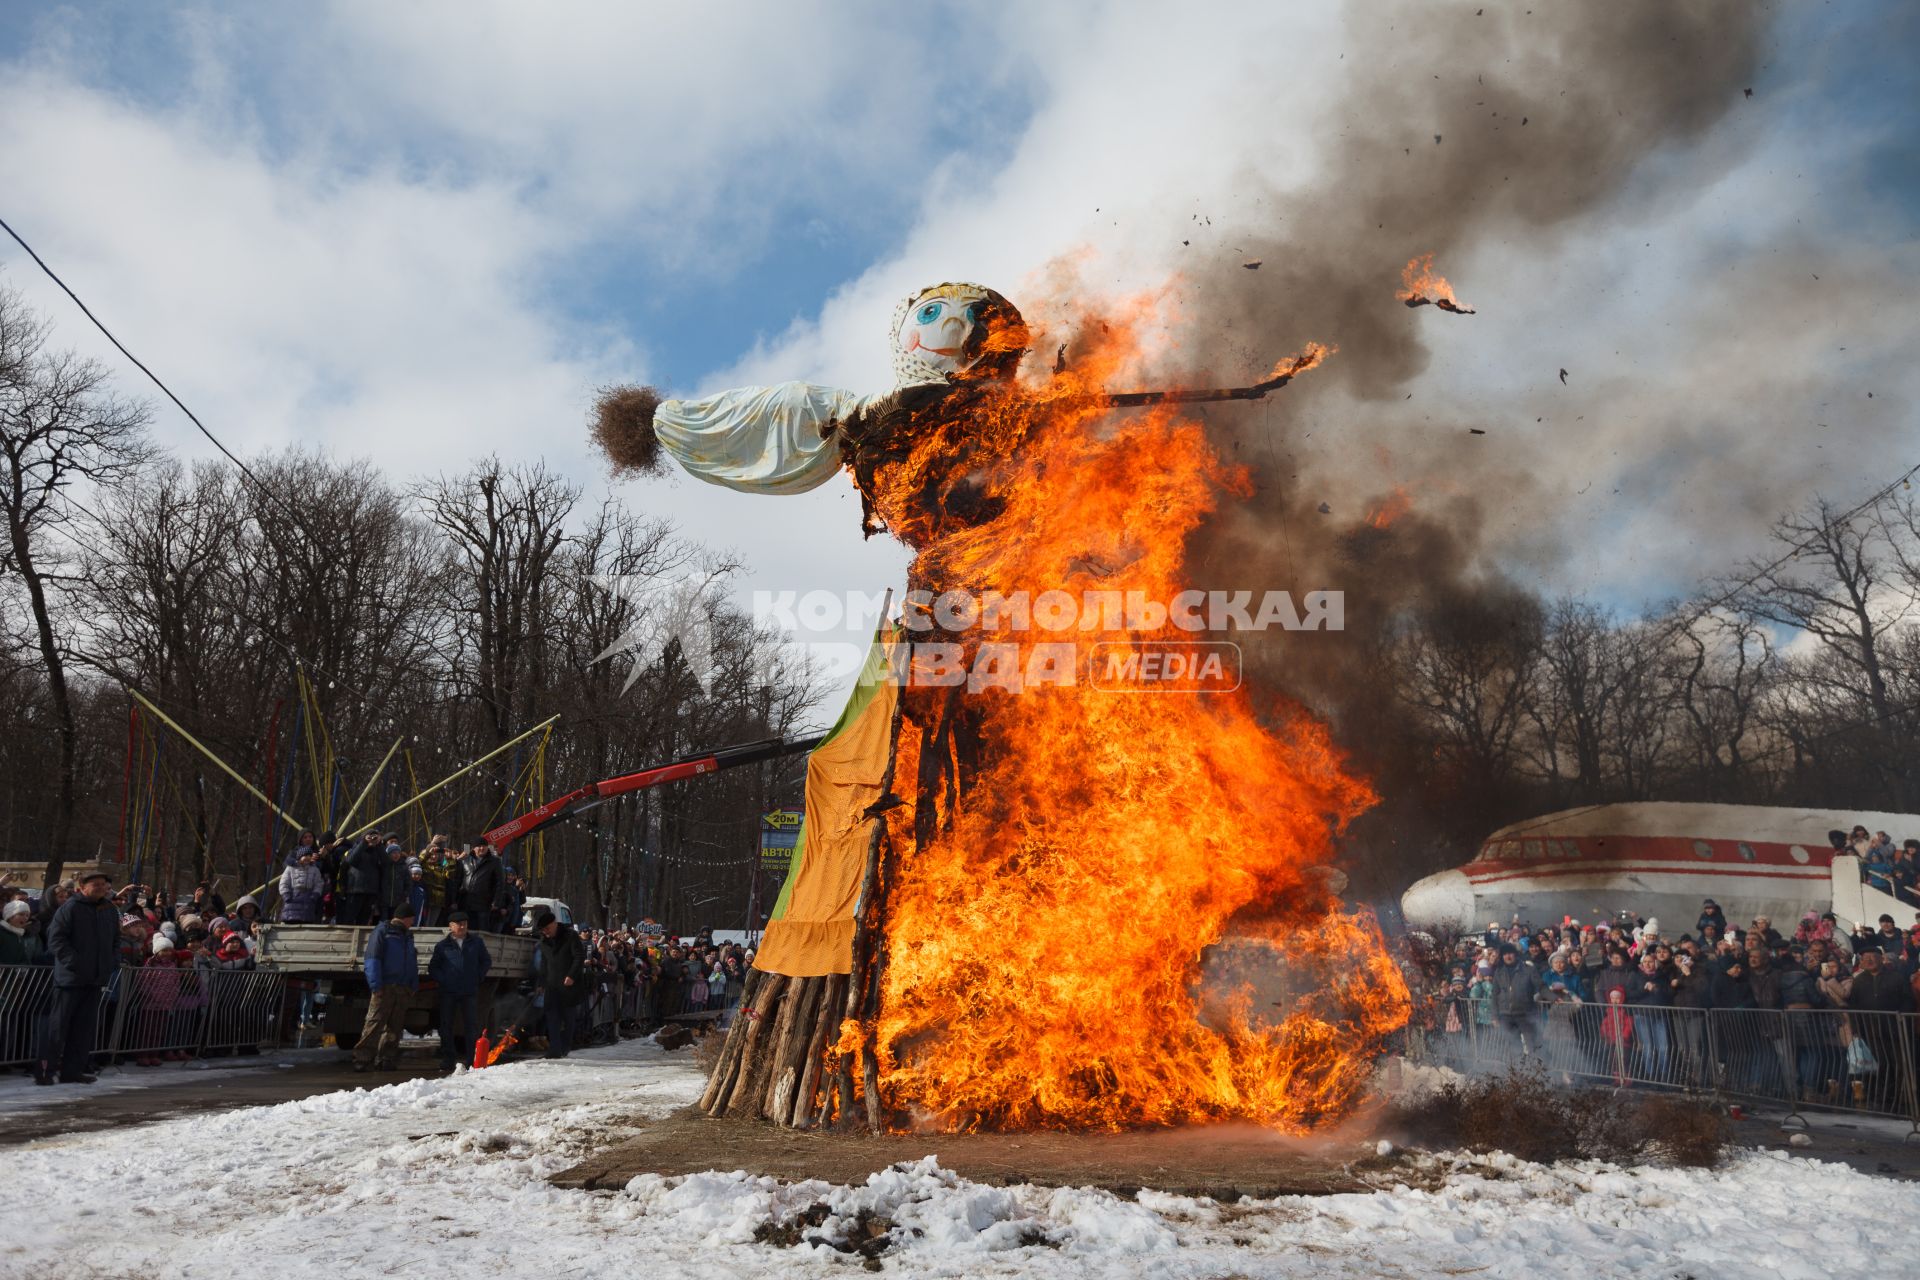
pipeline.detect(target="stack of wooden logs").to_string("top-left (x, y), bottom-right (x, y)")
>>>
top-left (696, 804), bottom-right (902, 1129)
top-left (697, 968), bottom-right (851, 1126)
top-left (697, 674), bottom-right (907, 1130)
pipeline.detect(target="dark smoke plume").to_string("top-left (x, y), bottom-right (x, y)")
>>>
top-left (1168, 2), bottom-right (1771, 877)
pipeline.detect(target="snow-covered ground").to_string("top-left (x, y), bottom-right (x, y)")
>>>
top-left (0, 1046), bottom-right (340, 1117)
top-left (4, 1041), bottom-right (1918, 1278)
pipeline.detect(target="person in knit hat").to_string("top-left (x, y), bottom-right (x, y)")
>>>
top-left (0, 898), bottom-right (40, 965)
top-left (133, 935), bottom-right (191, 1066)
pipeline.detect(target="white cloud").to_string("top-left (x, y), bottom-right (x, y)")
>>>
top-left (1, 0), bottom-right (1912, 726)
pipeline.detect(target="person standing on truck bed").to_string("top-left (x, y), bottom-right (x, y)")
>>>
top-left (535, 908), bottom-right (586, 1058)
top-left (502, 868), bottom-right (527, 936)
top-left (314, 831), bottom-right (342, 923)
top-left (459, 842), bottom-right (507, 935)
top-left (339, 833), bottom-right (386, 926)
top-left (285, 830), bottom-right (318, 867)
top-left (419, 835), bottom-right (454, 925)
top-left (377, 837), bottom-right (415, 922)
top-left (354, 911), bottom-right (419, 1072)
top-left (429, 911), bottom-right (492, 1072)
top-left (278, 849), bottom-right (326, 924)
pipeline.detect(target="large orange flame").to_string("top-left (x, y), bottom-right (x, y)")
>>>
top-left (856, 296), bottom-right (1410, 1133)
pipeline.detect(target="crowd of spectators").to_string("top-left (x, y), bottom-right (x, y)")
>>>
top-left (1404, 889), bottom-right (1920, 1110)
top-left (2, 868), bottom-right (284, 1083)
top-left (2, 842), bottom-right (755, 1083)
top-left (278, 830), bottom-right (529, 933)
top-left (1842, 822), bottom-right (1920, 907)
top-left (523, 919), bottom-right (751, 1057)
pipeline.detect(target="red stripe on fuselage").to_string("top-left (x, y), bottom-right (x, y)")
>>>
top-left (1466, 863), bottom-right (1828, 886)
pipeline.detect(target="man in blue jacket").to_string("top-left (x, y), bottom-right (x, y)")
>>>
top-left (353, 911), bottom-right (419, 1072)
top-left (428, 911), bottom-right (492, 1071)
top-left (37, 869), bottom-right (120, 1086)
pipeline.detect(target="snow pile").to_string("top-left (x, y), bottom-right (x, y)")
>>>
top-left (610, 1147), bottom-right (1920, 1276)
top-left (1370, 1055), bottom-right (1466, 1102)
top-left (5, 1040), bottom-right (1920, 1278)
top-left (624, 1154), bottom-right (1180, 1262)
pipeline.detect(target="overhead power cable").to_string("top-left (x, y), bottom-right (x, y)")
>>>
top-left (0, 213), bottom-right (262, 487)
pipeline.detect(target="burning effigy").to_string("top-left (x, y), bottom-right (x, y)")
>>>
top-left (599, 282), bottom-right (1409, 1133)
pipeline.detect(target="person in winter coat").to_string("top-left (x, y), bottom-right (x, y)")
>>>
top-left (404, 865), bottom-right (430, 928)
top-left (1466, 963), bottom-right (1497, 1025)
top-left (534, 908), bottom-right (586, 1058)
top-left (285, 831), bottom-right (319, 867)
top-left (339, 834), bottom-right (386, 925)
top-left (133, 935), bottom-right (193, 1067)
top-left (1542, 952), bottom-right (1587, 1001)
top-left (214, 933), bottom-right (254, 971)
top-left (186, 881), bottom-right (226, 921)
top-left (418, 837), bottom-right (453, 925)
top-left (1845, 947), bottom-right (1914, 1108)
top-left (459, 845), bottom-right (507, 934)
top-left (313, 833), bottom-right (343, 921)
top-left (1669, 951), bottom-right (1714, 1086)
top-left (38, 870), bottom-right (120, 1085)
top-left (0, 898), bottom-right (41, 965)
top-left (1591, 950), bottom-right (1635, 1006)
top-left (1599, 988), bottom-right (1635, 1084)
top-left (1489, 944), bottom-right (1542, 1051)
top-left (1696, 899), bottom-right (1728, 937)
top-left (1624, 953), bottom-right (1675, 1081)
top-left (375, 840), bottom-right (415, 922)
top-left (353, 913), bottom-right (419, 1072)
top-left (230, 895), bottom-right (265, 941)
top-left (502, 869), bottom-right (528, 935)
top-left (428, 912), bottom-right (492, 1071)
top-left (278, 852), bottom-right (326, 924)
top-left (1, 899), bottom-right (45, 1067)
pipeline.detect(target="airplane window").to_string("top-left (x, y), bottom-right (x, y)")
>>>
top-left (1556, 839), bottom-right (1580, 858)
top-left (1789, 845), bottom-right (1810, 864)
top-left (1692, 840), bottom-right (1715, 859)
top-left (1737, 842), bottom-right (1757, 863)
top-left (1523, 840), bottom-right (1544, 860)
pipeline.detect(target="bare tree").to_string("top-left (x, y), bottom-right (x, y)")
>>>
top-left (1665, 606), bottom-right (1774, 799)
top-left (0, 285), bottom-right (152, 884)
top-left (418, 459), bottom-right (579, 747)
top-left (1523, 598), bottom-right (1626, 802)
top-left (1396, 589), bottom-right (1543, 797)
top-left (1730, 497), bottom-right (1919, 805)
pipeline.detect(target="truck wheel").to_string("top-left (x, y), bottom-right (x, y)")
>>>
top-left (327, 999), bottom-right (367, 1051)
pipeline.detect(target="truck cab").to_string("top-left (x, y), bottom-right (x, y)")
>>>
top-left (517, 897), bottom-right (573, 930)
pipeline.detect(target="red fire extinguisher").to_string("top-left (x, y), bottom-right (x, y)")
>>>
top-left (472, 1030), bottom-right (490, 1069)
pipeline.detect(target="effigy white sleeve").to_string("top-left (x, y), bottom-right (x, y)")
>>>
top-left (653, 381), bottom-right (868, 495)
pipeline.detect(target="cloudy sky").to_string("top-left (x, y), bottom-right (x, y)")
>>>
top-left (2, 1), bottom-right (1915, 691)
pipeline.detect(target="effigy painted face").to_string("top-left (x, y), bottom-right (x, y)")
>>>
top-left (897, 286), bottom-right (984, 373)
top-left (889, 281), bottom-right (1028, 388)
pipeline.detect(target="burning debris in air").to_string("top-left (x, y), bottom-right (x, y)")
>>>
top-left (1365, 487), bottom-right (1414, 530)
top-left (1397, 253), bottom-right (1476, 315)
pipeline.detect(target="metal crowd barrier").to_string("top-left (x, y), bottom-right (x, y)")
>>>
top-left (1417, 994), bottom-right (1920, 1131)
top-left (0, 964), bottom-right (286, 1067)
top-left (0, 965), bottom-right (55, 1068)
